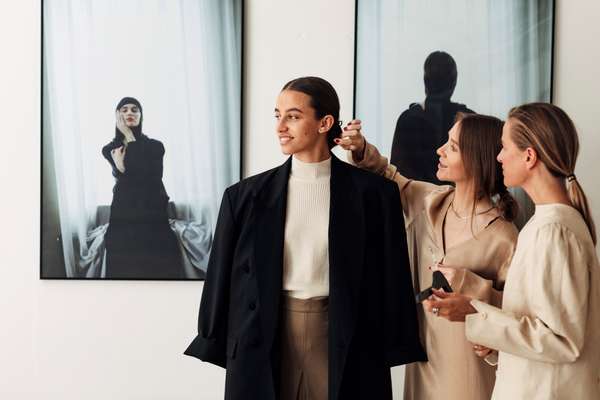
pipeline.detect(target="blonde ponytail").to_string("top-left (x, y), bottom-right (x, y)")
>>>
top-left (567, 177), bottom-right (597, 245)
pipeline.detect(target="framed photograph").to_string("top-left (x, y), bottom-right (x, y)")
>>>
top-left (41, 0), bottom-right (243, 280)
top-left (354, 0), bottom-right (554, 180)
top-left (353, 0), bottom-right (554, 227)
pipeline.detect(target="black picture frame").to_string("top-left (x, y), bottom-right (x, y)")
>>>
top-left (40, 0), bottom-right (246, 281)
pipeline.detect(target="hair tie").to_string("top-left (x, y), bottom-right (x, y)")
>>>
top-left (567, 174), bottom-right (576, 182)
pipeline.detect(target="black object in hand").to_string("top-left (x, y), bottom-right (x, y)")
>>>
top-left (415, 270), bottom-right (453, 303)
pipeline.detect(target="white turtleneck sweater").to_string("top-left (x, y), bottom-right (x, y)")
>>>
top-left (282, 156), bottom-right (331, 299)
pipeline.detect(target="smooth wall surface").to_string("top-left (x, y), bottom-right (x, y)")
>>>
top-left (1, 0), bottom-right (598, 399)
top-left (553, 0), bottom-right (600, 241)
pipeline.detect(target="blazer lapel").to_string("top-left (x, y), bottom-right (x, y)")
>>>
top-left (253, 157), bottom-right (291, 353)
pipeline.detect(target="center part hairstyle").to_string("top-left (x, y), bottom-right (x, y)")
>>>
top-left (281, 76), bottom-right (343, 149)
top-left (508, 102), bottom-right (597, 245)
top-left (455, 112), bottom-right (518, 223)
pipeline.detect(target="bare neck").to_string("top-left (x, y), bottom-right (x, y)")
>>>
top-left (521, 168), bottom-right (570, 206)
top-left (293, 143), bottom-right (331, 163)
top-left (452, 180), bottom-right (492, 214)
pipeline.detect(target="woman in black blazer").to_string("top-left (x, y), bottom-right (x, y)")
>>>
top-left (185, 77), bottom-right (426, 400)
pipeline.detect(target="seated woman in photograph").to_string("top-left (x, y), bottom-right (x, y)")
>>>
top-left (428, 103), bottom-right (600, 400)
top-left (184, 77), bottom-right (426, 400)
top-left (101, 97), bottom-right (182, 279)
top-left (338, 113), bottom-right (518, 400)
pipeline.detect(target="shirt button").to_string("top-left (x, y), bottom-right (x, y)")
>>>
top-left (481, 312), bottom-right (488, 319)
top-left (249, 301), bottom-right (256, 310)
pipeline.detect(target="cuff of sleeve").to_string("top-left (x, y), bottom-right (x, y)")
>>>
top-left (347, 139), bottom-right (370, 166)
top-left (465, 300), bottom-right (494, 345)
top-left (453, 270), bottom-right (495, 304)
top-left (484, 351), bottom-right (499, 366)
top-left (183, 335), bottom-right (226, 369)
top-left (386, 345), bottom-right (428, 367)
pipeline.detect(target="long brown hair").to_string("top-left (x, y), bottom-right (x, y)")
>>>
top-left (456, 113), bottom-right (518, 223)
top-left (508, 102), bottom-right (597, 245)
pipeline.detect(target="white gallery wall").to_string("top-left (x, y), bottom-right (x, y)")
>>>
top-left (0, 0), bottom-right (598, 399)
top-left (553, 0), bottom-right (600, 237)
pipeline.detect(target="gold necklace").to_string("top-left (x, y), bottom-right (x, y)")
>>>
top-left (449, 200), bottom-right (495, 220)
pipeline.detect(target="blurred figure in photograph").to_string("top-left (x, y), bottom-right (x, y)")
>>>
top-left (102, 97), bottom-right (182, 279)
top-left (391, 51), bottom-right (473, 184)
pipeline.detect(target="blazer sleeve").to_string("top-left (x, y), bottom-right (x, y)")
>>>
top-left (465, 224), bottom-right (589, 363)
top-left (380, 181), bottom-right (428, 366)
top-left (184, 188), bottom-right (236, 368)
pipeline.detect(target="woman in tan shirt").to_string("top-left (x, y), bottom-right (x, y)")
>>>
top-left (336, 113), bottom-right (519, 400)
top-left (429, 103), bottom-right (600, 399)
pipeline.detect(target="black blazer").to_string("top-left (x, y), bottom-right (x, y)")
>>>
top-left (185, 155), bottom-right (426, 400)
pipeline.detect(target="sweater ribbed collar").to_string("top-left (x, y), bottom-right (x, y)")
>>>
top-left (290, 156), bottom-right (331, 180)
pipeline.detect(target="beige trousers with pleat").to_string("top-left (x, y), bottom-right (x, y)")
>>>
top-left (279, 295), bottom-right (329, 400)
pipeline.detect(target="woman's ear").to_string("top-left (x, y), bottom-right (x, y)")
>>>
top-left (524, 147), bottom-right (538, 170)
top-left (319, 115), bottom-right (335, 134)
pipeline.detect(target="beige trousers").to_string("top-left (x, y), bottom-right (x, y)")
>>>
top-left (280, 296), bottom-right (329, 400)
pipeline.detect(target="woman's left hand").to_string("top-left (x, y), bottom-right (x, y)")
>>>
top-left (423, 289), bottom-right (477, 322)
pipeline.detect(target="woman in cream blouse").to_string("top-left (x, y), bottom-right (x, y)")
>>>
top-left (429, 103), bottom-right (600, 399)
top-left (336, 113), bottom-right (519, 400)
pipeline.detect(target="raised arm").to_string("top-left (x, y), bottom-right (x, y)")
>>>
top-left (337, 119), bottom-right (443, 223)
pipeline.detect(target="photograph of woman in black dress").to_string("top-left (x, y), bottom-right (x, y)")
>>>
top-left (101, 97), bottom-right (183, 279)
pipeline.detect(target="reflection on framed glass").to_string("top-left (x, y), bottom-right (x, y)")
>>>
top-left (41, 0), bottom-right (243, 280)
top-left (354, 0), bottom-right (554, 184)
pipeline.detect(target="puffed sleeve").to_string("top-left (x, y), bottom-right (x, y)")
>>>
top-left (465, 224), bottom-right (590, 363)
top-left (348, 140), bottom-right (442, 225)
top-left (184, 188), bottom-right (236, 368)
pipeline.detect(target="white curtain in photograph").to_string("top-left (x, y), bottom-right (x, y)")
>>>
top-left (43, 0), bottom-right (241, 277)
top-left (355, 0), bottom-right (553, 156)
